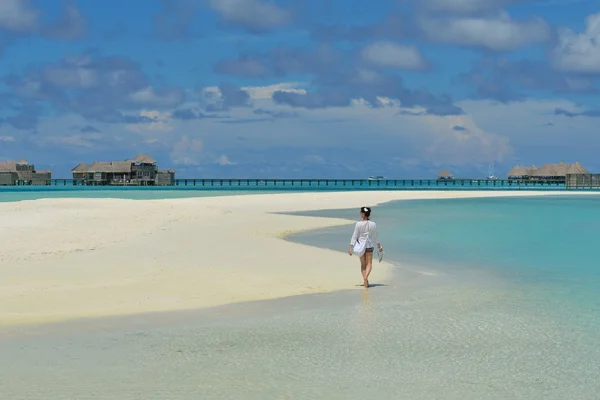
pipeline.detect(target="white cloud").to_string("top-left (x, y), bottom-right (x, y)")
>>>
top-left (0, 0), bottom-right (38, 32)
top-left (129, 86), bottom-right (183, 108)
top-left (42, 60), bottom-right (98, 89)
top-left (209, 0), bottom-right (290, 31)
top-left (216, 155), bottom-right (235, 165)
top-left (361, 41), bottom-right (428, 70)
top-left (20, 82), bottom-right (600, 176)
top-left (421, 0), bottom-right (512, 14)
top-left (241, 83), bottom-right (306, 100)
top-left (169, 135), bottom-right (203, 165)
top-left (552, 13), bottom-right (600, 74)
top-left (422, 113), bottom-right (512, 165)
top-left (199, 82), bottom-right (306, 103)
top-left (0, 136), bottom-right (15, 143)
top-left (127, 110), bottom-right (174, 134)
top-left (419, 12), bottom-right (550, 51)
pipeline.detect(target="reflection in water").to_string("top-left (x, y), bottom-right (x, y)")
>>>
top-left (361, 288), bottom-right (370, 309)
top-left (1, 274), bottom-right (600, 399)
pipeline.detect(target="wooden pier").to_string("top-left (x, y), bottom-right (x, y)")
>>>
top-left (565, 173), bottom-right (600, 189)
top-left (37, 178), bottom-right (568, 189)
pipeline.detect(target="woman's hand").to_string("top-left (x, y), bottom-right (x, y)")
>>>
top-left (377, 243), bottom-right (383, 252)
top-left (348, 245), bottom-right (353, 256)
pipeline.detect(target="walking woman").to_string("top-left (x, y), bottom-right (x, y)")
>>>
top-left (348, 206), bottom-right (383, 288)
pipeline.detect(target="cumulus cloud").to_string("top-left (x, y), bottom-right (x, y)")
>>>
top-left (0, 0), bottom-right (38, 33)
top-left (127, 110), bottom-right (174, 133)
top-left (0, 135), bottom-right (16, 142)
top-left (170, 135), bottom-right (204, 165)
top-left (461, 57), bottom-right (600, 101)
top-left (554, 108), bottom-right (600, 118)
top-left (216, 155), bottom-right (235, 165)
top-left (552, 13), bottom-right (600, 74)
top-left (360, 41), bottom-right (429, 70)
top-left (3, 50), bottom-right (184, 128)
top-left (0, 0), bottom-right (87, 40)
top-left (209, 0), bottom-right (291, 33)
top-left (419, 0), bottom-right (524, 15)
top-left (215, 45), bottom-right (461, 115)
top-left (419, 12), bottom-right (550, 51)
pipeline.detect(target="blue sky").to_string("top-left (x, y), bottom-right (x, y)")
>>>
top-left (0, 0), bottom-right (599, 178)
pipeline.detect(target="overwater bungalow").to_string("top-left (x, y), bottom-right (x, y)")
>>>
top-left (507, 164), bottom-right (538, 180)
top-left (507, 161), bottom-right (589, 182)
top-left (71, 154), bottom-right (175, 186)
top-left (437, 170), bottom-right (454, 180)
top-left (0, 159), bottom-right (51, 185)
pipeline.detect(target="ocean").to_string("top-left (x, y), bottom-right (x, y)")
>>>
top-left (0, 177), bottom-right (583, 203)
top-left (288, 196), bottom-right (600, 327)
top-left (1, 195), bottom-right (599, 399)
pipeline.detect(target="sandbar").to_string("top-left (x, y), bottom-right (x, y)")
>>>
top-left (0, 190), bottom-right (593, 328)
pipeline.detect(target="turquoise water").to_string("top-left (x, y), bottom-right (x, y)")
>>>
top-left (1, 178), bottom-right (589, 204)
top-left (288, 195), bottom-right (600, 330)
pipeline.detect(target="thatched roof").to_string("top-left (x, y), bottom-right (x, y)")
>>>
top-left (86, 161), bottom-right (133, 173)
top-left (71, 162), bottom-right (88, 172)
top-left (529, 161), bottom-right (586, 177)
top-left (533, 163), bottom-right (557, 177)
top-left (553, 161), bottom-right (570, 176)
top-left (508, 164), bottom-right (538, 177)
top-left (0, 161), bottom-right (17, 172)
top-left (129, 154), bottom-right (156, 164)
top-left (507, 165), bottom-right (526, 177)
top-left (438, 170), bottom-right (453, 178)
top-left (566, 161), bottom-right (589, 175)
top-left (0, 160), bottom-right (34, 171)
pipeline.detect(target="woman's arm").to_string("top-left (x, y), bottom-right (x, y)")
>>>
top-left (372, 222), bottom-right (382, 251)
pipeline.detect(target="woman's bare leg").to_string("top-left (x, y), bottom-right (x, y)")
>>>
top-left (364, 251), bottom-right (374, 287)
top-left (360, 254), bottom-right (367, 284)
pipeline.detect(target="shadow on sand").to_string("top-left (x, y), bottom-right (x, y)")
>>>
top-left (354, 283), bottom-right (387, 288)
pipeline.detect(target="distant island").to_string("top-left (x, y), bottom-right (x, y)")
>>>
top-left (0, 157), bottom-right (596, 187)
top-left (437, 161), bottom-right (589, 183)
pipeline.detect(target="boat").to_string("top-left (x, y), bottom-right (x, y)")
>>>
top-left (487, 162), bottom-right (498, 180)
top-left (368, 176), bottom-right (386, 181)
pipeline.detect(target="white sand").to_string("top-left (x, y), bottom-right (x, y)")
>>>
top-left (0, 190), bottom-right (593, 327)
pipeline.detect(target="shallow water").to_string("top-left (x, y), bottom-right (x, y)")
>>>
top-left (2, 195), bottom-right (600, 399)
top-left (2, 270), bottom-right (599, 399)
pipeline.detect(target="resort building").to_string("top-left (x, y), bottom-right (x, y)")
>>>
top-left (507, 161), bottom-right (589, 181)
top-left (437, 170), bottom-right (454, 180)
top-left (71, 154), bottom-right (175, 186)
top-left (0, 160), bottom-right (51, 186)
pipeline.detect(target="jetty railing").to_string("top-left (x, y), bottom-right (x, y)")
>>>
top-left (565, 174), bottom-right (600, 189)
top-left (33, 178), bottom-right (570, 190)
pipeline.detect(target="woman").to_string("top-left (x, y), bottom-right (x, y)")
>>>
top-left (348, 206), bottom-right (383, 288)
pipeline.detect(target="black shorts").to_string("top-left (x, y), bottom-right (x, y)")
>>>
top-left (365, 247), bottom-right (374, 253)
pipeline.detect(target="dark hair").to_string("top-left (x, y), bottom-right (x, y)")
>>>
top-left (360, 206), bottom-right (371, 218)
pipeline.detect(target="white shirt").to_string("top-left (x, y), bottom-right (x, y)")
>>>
top-left (350, 220), bottom-right (380, 249)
